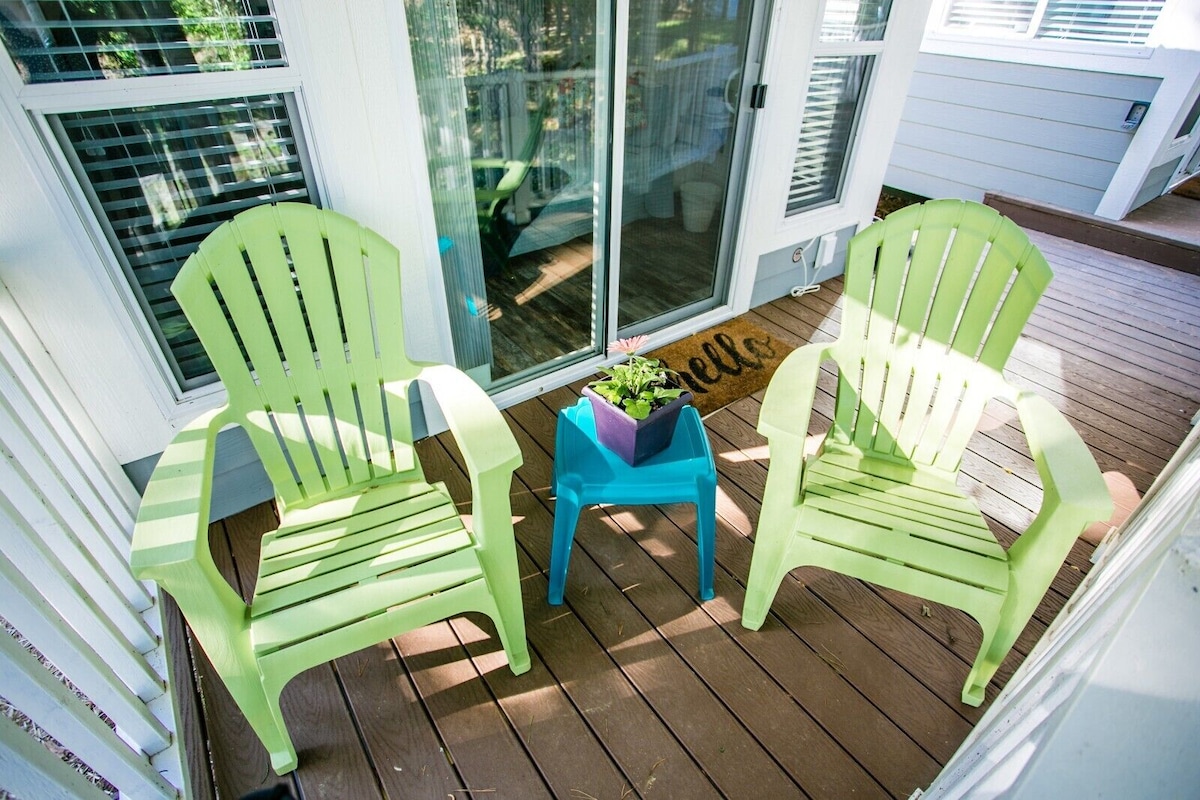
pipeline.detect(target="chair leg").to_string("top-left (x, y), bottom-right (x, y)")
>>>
top-left (695, 473), bottom-right (717, 602)
top-left (548, 487), bottom-right (582, 606)
top-left (232, 673), bottom-right (298, 775)
top-left (962, 590), bottom-right (1023, 706)
top-left (485, 547), bottom-right (532, 676)
top-left (742, 504), bottom-right (804, 630)
top-left (191, 624), bottom-right (298, 773)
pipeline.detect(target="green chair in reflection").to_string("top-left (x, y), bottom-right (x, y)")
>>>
top-left (742, 199), bottom-right (1112, 705)
top-left (472, 95), bottom-right (549, 274)
top-left (131, 203), bottom-right (530, 773)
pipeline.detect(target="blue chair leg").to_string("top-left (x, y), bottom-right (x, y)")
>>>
top-left (696, 473), bottom-right (717, 601)
top-left (548, 487), bottom-right (582, 605)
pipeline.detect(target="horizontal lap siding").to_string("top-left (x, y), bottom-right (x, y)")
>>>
top-left (885, 53), bottom-right (1161, 214)
top-left (0, 285), bottom-right (183, 799)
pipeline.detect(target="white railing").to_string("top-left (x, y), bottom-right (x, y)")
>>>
top-left (463, 46), bottom-right (736, 201)
top-left (0, 283), bottom-right (184, 799)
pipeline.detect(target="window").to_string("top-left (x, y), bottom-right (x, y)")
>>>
top-left (787, 0), bottom-right (891, 215)
top-left (940, 0), bottom-right (1165, 46)
top-left (0, 1), bottom-right (317, 391)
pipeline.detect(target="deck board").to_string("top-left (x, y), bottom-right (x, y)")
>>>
top-left (183, 230), bottom-right (1200, 799)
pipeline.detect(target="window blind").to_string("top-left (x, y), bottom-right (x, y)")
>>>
top-left (941, 0), bottom-right (1163, 44)
top-left (52, 94), bottom-right (315, 387)
top-left (787, 55), bottom-right (872, 215)
top-left (820, 0), bottom-right (893, 43)
top-left (943, 0), bottom-right (1038, 34)
top-left (0, 0), bottom-right (285, 83)
top-left (1037, 0), bottom-right (1165, 44)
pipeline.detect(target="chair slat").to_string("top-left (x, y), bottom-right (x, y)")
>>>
top-left (239, 210), bottom-right (352, 496)
top-left (263, 482), bottom-right (447, 560)
top-left (252, 525), bottom-right (471, 615)
top-left (252, 548), bottom-right (484, 654)
top-left (799, 507), bottom-right (1009, 592)
top-left (854, 215), bottom-right (913, 452)
top-left (809, 455), bottom-right (982, 521)
top-left (276, 205), bottom-right (375, 485)
top-left (199, 224), bottom-right (326, 494)
top-left (362, 225), bottom-right (418, 451)
top-left (803, 492), bottom-right (1003, 559)
top-left (323, 214), bottom-right (400, 477)
top-left (256, 506), bottom-right (462, 588)
top-left (879, 211), bottom-right (957, 455)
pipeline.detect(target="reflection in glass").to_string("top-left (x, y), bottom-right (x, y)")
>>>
top-left (616, 0), bottom-right (750, 329)
top-left (407, 0), bottom-right (606, 387)
top-left (820, 0), bottom-right (893, 42)
top-left (0, 0), bottom-right (284, 83)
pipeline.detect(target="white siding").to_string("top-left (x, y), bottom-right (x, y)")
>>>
top-left (885, 52), bottom-right (1160, 213)
top-left (0, 284), bottom-right (185, 799)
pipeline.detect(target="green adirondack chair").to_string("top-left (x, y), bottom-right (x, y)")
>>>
top-left (131, 203), bottom-right (530, 773)
top-left (742, 199), bottom-right (1112, 706)
top-left (473, 94), bottom-right (549, 273)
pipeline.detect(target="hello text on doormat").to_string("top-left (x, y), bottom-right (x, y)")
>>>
top-left (648, 317), bottom-right (787, 417)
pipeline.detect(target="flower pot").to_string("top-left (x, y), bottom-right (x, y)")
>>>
top-left (583, 385), bottom-right (694, 466)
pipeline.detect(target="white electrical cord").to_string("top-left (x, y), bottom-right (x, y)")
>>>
top-left (789, 239), bottom-right (823, 297)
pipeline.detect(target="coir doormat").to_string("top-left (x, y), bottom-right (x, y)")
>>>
top-left (647, 317), bottom-right (787, 417)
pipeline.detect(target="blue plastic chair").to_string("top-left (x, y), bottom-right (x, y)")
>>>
top-left (549, 398), bottom-right (717, 604)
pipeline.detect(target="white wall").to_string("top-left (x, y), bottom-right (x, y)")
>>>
top-left (886, 0), bottom-right (1200, 220)
top-left (886, 54), bottom-right (1159, 213)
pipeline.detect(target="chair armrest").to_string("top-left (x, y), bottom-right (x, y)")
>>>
top-left (416, 365), bottom-right (523, 552)
top-left (471, 157), bottom-right (512, 170)
top-left (132, 406), bottom-right (229, 578)
top-left (131, 406), bottom-right (251, 648)
top-left (417, 364), bottom-right (523, 481)
top-left (1000, 391), bottom-right (1113, 623)
top-left (758, 341), bottom-right (835, 445)
top-left (1015, 392), bottom-right (1113, 520)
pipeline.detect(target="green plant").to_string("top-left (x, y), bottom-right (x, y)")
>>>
top-left (587, 335), bottom-right (684, 420)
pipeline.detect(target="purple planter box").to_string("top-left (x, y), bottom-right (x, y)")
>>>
top-left (582, 385), bottom-right (694, 466)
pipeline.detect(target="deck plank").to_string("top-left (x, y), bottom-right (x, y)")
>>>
top-left (335, 642), bottom-right (462, 799)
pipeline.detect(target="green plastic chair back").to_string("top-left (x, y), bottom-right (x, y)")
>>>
top-left (830, 199), bottom-right (1052, 472)
top-left (132, 203), bottom-right (529, 773)
top-left (175, 203), bottom-right (422, 510)
top-left (473, 93), bottom-right (550, 219)
top-left (743, 200), bottom-right (1112, 706)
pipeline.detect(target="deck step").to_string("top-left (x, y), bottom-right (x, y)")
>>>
top-left (985, 192), bottom-right (1200, 276)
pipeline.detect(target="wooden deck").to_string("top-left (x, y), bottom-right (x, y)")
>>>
top-left (180, 229), bottom-right (1200, 800)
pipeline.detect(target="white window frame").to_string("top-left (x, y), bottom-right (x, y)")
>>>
top-left (927, 0), bottom-right (1164, 59)
top-left (0, 5), bottom-right (327, 410)
top-left (727, 0), bottom-right (933, 316)
top-left (784, 36), bottom-right (888, 218)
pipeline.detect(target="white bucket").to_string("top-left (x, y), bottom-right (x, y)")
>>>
top-left (681, 181), bottom-right (721, 233)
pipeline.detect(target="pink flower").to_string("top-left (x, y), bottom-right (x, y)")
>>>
top-left (607, 335), bottom-right (649, 356)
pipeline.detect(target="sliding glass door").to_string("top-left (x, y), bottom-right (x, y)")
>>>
top-left (617, 0), bottom-right (751, 331)
top-left (406, 0), bottom-right (759, 389)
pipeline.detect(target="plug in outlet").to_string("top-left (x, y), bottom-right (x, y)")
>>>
top-left (790, 232), bottom-right (838, 298)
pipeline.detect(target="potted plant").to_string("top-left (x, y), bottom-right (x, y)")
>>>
top-left (582, 335), bottom-right (694, 465)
